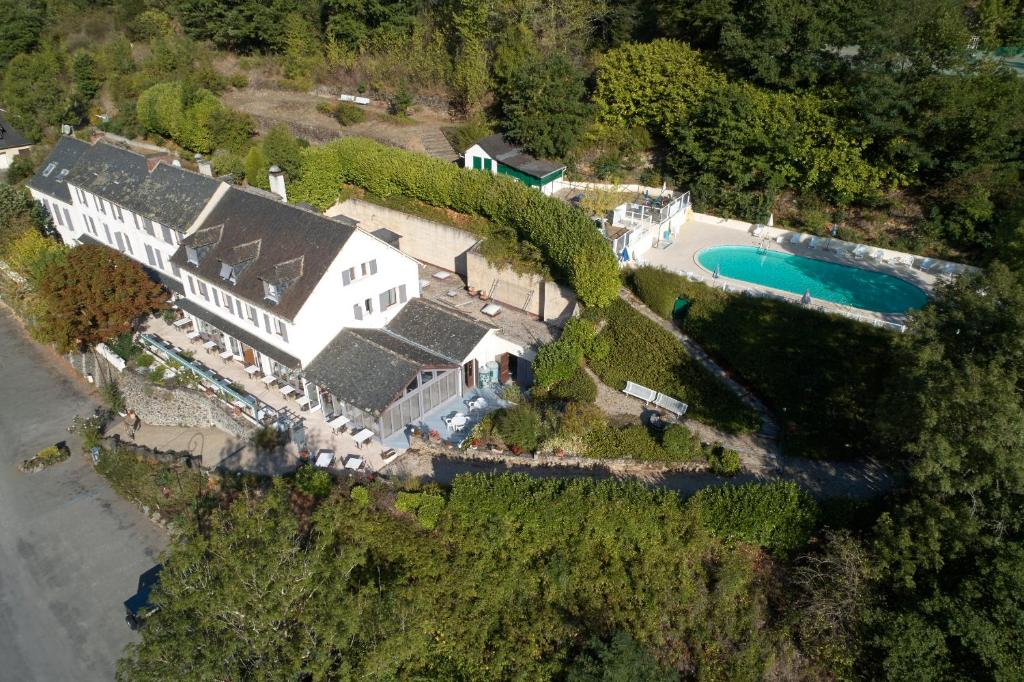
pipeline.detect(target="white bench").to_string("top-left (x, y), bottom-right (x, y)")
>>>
top-left (654, 393), bottom-right (688, 416)
top-left (623, 381), bottom-right (658, 404)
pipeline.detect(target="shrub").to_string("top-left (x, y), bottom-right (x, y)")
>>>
top-left (388, 88), bottom-right (413, 116)
top-left (535, 318), bottom-right (597, 388)
top-left (333, 102), bottom-right (365, 126)
top-left (661, 424), bottom-right (702, 461)
top-left (350, 485), bottom-right (369, 507)
top-left (148, 366), bottom-right (166, 383)
top-left (100, 380), bottom-right (126, 414)
top-left (289, 138), bottom-right (621, 306)
top-left (294, 465), bottom-right (332, 499)
top-left (499, 383), bottom-right (522, 404)
top-left (6, 154), bottom-right (35, 184)
top-left (250, 425), bottom-right (284, 451)
top-left (559, 402), bottom-right (607, 437)
top-left (687, 481), bottom-right (818, 555)
top-left (550, 367), bottom-right (597, 403)
top-left (494, 405), bottom-right (542, 452)
top-left (134, 353), bottom-right (154, 368)
top-left (395, 491), bottom-right (445, 530)
top-left (707, 444), bottom-right (742, 476)
top-left (584, 424), bottom-right (668, 461)
top-left (628, 266), bottom-right (684, 319)
top-left (34, 444), bottom-right (70, 467)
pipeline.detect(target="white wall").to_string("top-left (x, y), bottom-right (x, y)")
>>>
top-left (28, 189), bottom-right (81, 246)
top-left (463, 144), bottom-right (497, 175)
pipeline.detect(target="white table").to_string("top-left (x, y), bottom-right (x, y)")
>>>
top-left (328, 414), bottom-right (350, 433)
top-left (296, 395), bottom-right (310, 409)
top-left (203, 340), bottom-right (218, 351)
top-left (172, 318), bottom-right (192, 328)
top-left (352, 428), bottom-right (374, 448)
top-left (448, 414), bottom-right (469, 432)
top-left (419, 278), bottom-right (430, 290)
top-left (219, 350), bottom-right (233, 360)
top-left (261, 375), bottom-right (277, 386)
top-left (314, 449), bottom-right (334, 468)
top-left (186, 330), bottom-right (201, 340)
top-left (243, 364), bottom-right (260, 377)
top-left (432, 270), bottom-right (451, 280)
top-left (279, 384), bottom-right (296, 397)
top-left (344, 455), bottom-right (363, 470)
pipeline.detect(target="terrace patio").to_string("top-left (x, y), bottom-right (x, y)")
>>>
top-left (382, 386), bottom-right (507, 451)
top-left (143, 315), bottom-right (395, 472)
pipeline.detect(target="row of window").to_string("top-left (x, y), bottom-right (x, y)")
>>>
top-left (72, 186), bottom-right (180, 247)
top-left (341, 259), bottom-right (377, 286)
top-left (351, 284), bottom-right (408, 320)
top-left (186, 274), bottom-right (290, 342)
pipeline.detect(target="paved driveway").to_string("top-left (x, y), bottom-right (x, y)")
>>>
top-left (0, 307), bottom-right (167, 681)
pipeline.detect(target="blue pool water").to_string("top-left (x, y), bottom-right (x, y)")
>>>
top-left (697, 246), bottom-right (928, 314)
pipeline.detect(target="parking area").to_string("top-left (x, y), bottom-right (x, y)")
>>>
top-left (0, 307), bottom-right (167, 681)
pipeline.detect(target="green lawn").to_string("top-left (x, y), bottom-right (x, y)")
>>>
top-left (586, 298), bottom-right (760, 434)
top-left (628, 266), bottom-right (896, 458)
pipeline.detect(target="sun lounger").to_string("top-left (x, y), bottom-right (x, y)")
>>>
top-left (808, 236), bottom-right (821, 248)
top-left (789, 233), bottom-right (805, 245)
top-left (623, 381), bottom-right (658, 404)
top-left (869, 248), bottom-right (884, 261)
top-left (919, 257), bottom-right (938, 271)
top-left (752, 224), bottom-right (767, 237)
top-left (853, 245), bottom-right (870, 259)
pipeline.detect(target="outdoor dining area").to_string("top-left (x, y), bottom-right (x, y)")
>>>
top-left (384, 390), bottom-right (501, 450)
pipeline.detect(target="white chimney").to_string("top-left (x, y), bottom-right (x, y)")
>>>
top-left (268, 165), bottom-right (287, 202)
top-left (196, 153), bottom-right (213, 177)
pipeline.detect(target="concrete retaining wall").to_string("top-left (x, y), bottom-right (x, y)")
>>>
top-left (332, 198), bottom-right (479, 273)
top-left (413, 444), bottom-right (709, 474)
top-left (465, 251), bottom-right (576, 324)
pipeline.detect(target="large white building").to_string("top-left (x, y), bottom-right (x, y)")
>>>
top-left (27, 136), bottom-right (527, 441)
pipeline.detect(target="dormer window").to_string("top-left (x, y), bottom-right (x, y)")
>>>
top-left (219, 261), bottom-right (236, 283)
top-left (264, 281), bottom-right (280, 303)
top-left (186, 246), bottom-right (200, 266)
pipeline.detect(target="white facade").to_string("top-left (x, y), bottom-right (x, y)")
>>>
top-left (464, 144), bottom-right (497, 176)
top-left (607, 191), bottom-right (691, 263)
top-left (0, 144), bottom-right (32, 171)
top-left (29, 189), bottom-right (81, 245)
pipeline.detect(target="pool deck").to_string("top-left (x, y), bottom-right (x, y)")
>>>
top-left (639, 212), bottom-right (955, 326)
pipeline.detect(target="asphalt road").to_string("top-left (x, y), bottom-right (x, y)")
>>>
top-left (0, 307), bottom-right (166, 681)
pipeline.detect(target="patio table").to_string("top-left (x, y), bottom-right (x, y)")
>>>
top-left (328, 415), bottom-right (350, 433)
top-left (432, 270), bottom-right (451, 280)
top-left (344, 455), bottom-right (364, 470)
top-left (279, 384), bottom-right (296, 397)
top-left (261, 375), bottom-right (277, 386)
top-left (296, 395), bottom-right (310, 410)
top-left (314, 449), bottom-right (334, 468)
top-left (172, 318), bottom-right (192, 328)
top-left (219, 350), bottom-right (233, 361)
top-left (186, 330), bottom-right (201, 340)
top-left (448, 413), bottom-right (469, 432)
top-left (243, 364), bottom-right (260, 377)
top-left (352, 428), bottom-right (374, 448)
top-left (203, 340), bottom-right (218, 352)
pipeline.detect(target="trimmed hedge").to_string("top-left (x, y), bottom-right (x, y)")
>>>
top-left (584, 424), bottom-right (669, 461)
top-left (687, 481), bottom-right (818, 555)
top-left (587, 299), bottom-right (759, 433)
top-left (290, 138), bottom-right (621, 306)
top-left (628, 266), bottom-right (895, 458)
top-left (661, 424), bottom-right (703, 461)
top-left (535, 317), bottom-right (597, 388)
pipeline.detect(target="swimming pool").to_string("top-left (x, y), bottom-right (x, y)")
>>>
top-left (696, 245), bottom-right (928, 314)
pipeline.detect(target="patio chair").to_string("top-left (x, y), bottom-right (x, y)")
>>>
top-left (919, 257), bottom-right (938, 271)
top-left (852, 245), bottom-right (870, 259)
top-left (808, 236), bottom-right (821, 249)
top-left (789, 233), bottom-right (804, 245)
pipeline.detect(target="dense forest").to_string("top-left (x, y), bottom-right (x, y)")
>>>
top-left (3, 0), bottom-right (1023, 262)
top-left (2, 1), bottom-right (1024, 680)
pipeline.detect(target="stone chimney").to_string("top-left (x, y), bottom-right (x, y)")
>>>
top-left (268, 165), bottom-right (287, 202)
top-left (145, 153), bottom-right (175, 171)
top-left (196, 153), bottom-right (213, 177)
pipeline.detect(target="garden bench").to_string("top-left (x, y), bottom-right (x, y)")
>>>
top-left (623, 381), bottom-right (658, 404)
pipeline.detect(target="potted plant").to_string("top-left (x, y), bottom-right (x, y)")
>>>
top-left (428, 429), bottom-right (441, 444)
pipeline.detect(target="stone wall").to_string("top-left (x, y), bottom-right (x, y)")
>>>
top-left (70, 350), bottom-right (252, 439)
top-left (331, 198), bottom-right (479, 273)
top-left (411, 443), bottom-right (710, 475)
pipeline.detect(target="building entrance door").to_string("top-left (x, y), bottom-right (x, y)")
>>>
top-left (242, 346), bottom-right (255, 366)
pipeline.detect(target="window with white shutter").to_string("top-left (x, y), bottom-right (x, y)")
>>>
top-left (399, 284), bottom-right (407, 303)
top-left (353, 304), bottom-right (362, 320)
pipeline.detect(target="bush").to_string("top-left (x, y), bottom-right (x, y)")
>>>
top-left (535, 318), bottom-right (597, 388)
top-left (587, 299), bottom-right (758, 433)
top-left (627, 266), bottom-right (894, 459)
top-left (289, 138), bottom-right (621, 306)
top-left (350, 485), bottom-right (369, 507)
top-left (559, 402), bottom-right (607, 437)
top-left (294, 465), bottom-right (332, 499)
top-left (687, 481), bottom-right (818, 555)
top-left (333, 102), bottom-right (365, 126)
top-left (250, 425), bottom-right (284, 451)
top-left (395, 491), bottom-right (445, 530)
top-left (26, 444), bottom-right (70, 470)
top-left (550, 367), bottom-right (597, 403)
top-left (584, 424), bottom-right (668, 461)
top-left (707, 444), bottom-right (742, 476)
top-left (6, 154), bottom-right (35, 185)
top-left (388, 88), bottom-right (412, 116)
top-left (100, 380), bottom-right (126, 414)
top-left (494, 405), bottom-right (542, 452)
top-left (134, 353), bottom-right (154, 368)
top-left (108, 332), bottom-right (141, 362)
top-left (148, 366), bottom-right (166, 383)
top-left (661, 424), bottom-right (702, 461)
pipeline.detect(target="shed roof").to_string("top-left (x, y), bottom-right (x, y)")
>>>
top-left (385, 298), bottom-right (492, 362)
top-left (473, 133), bottom-right (565, 180)
top-left (0, 113), bottom-right (32, 151)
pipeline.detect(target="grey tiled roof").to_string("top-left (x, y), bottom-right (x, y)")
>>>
top-left (385, 298), bottom-right (493, 362)
top-left (63, 142), bottom-right (223, 231)
top-left (77, 232), bottom-right (185, 296)
top-left (0, 114), bottom-right (32, 151)
top-left (172, 188), bottom-right (358, 321)
top-left (304, 327), bottom-right (456, 415)
top-left (26, 136), bottom-right (90, 203)
top-left (474, 133), bottom-right (565, 179)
